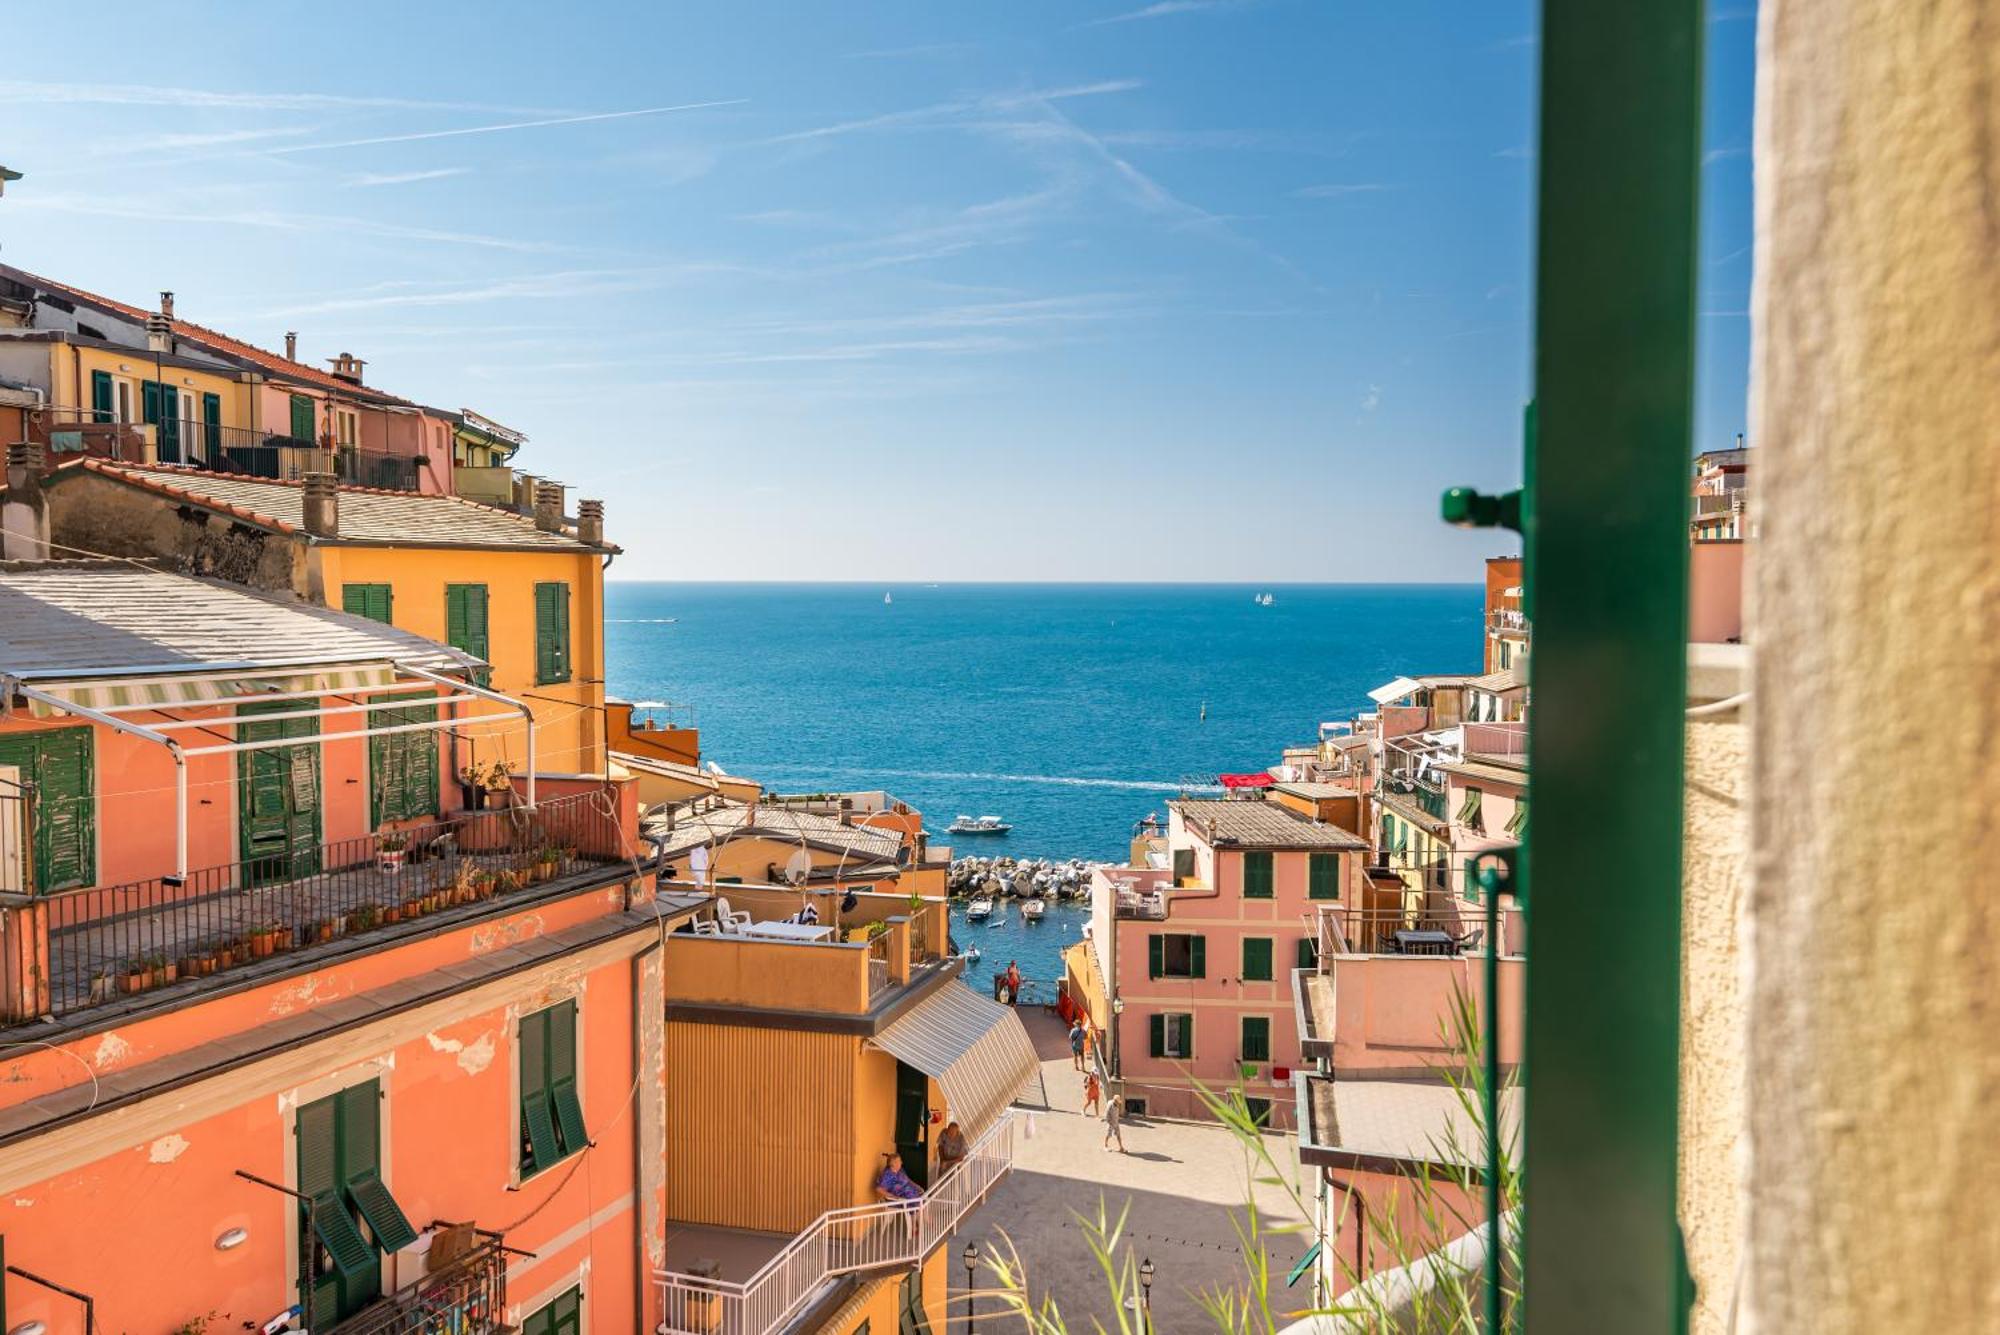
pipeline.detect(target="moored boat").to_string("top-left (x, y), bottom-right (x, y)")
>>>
top-left (966, 896), bottom-right (994, 921)
top-left (1022, 899), bottom-right (1046, 923)
top-left (949, 814), bottom-right (1012, 835)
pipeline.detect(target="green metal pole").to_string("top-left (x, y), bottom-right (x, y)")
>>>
top-left (1524, 0), bottom-right (1702, 1329)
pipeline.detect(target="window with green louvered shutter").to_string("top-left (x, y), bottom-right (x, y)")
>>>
top-left (1149, 1013), bottom-right (1166, 1057)
top-left (298, 1080), bottom-right (413, 1325)
top-left (1242, 850), bottom-right (1274, 899)
top-left (520, 1000), bottom-right (583, 1176)
top-left (0, 728), bottom-right (95, 894)
top-left (522, 1285), bottom-right (582, 1335)
top-left (1464, 857), bottom-right (1482, 904)
top-left (1241, 1015), bottom-right (1271, 1062)
top-left (342, 583), bottom-right (393, 625)
top-left (534, 582), bottom-right (572, 684)
top-left (370, 692), bottom-right (438, 826)
top-left (1297, 937), bottom-right (1319, 971)
top-left (445, 583), bottom-right (491, 684)
top-left (1506, 796), bottom-right (1528, 838)
top-left (1242, 937), bottom-right (1274, 981)
top-left (1189, 934), bottom-right (1206, 979)
top-left (158, 385), bottom-right (179, 461)
top-left (90, 370), bottom-right (113, 423)
top-left (1457, 786), bottom-right (1485, 831)
top-left (202, 392), bottom-right (222, 456)
top-left (1308, 852), bottom-right (1340, 900)
top-left (290, 393), bottom-right (316, 442)
top-left (1148, 934), bottom-right (1164, 979)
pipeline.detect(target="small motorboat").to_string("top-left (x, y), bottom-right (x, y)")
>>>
top-left (966, 897), bottom-right (994, 921)
top-left (1022, 899), bottom-right (1046, 923)
top-left (949, 814), bottom-right (1012, 835)
top-left (962, 945), bottom-right (983, 963)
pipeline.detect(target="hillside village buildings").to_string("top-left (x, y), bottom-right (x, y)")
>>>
top-left (0, 268), bottom-right (1035, 1335)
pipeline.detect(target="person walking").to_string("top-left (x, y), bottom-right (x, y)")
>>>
top-left (1083, 1070), bottom-right (1102, 1117)
top-left (1068, 1018), bottom-right (1087, 1070)
top-left (1004, 960), bottom-right (1023, 1004)
top-left (1103, 1094), bottom-right (1126, 1153)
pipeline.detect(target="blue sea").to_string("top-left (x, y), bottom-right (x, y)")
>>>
top-left (606, 583), bottom-right (1480, 987)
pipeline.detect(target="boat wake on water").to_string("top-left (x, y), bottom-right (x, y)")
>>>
top-left (739, 765), bottom-right (1222, 795)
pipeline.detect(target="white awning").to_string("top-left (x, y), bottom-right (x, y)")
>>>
top-left (22, 662), bottom-right (399, 719)
top-left (869, 984), bottom-right (1039, 1136)
top-left (1368, 676), bottom-right (1424, 705)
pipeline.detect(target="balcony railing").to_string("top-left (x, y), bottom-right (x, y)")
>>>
top-left (24, 405), bottom-right (425, 491)
top-left (1312, 904), bottom-right (1505, 958)
top-left (24, 791), bottom-right (627, 1025)
top-left (1487, 609), bottom-right (1531, 632)
top-left (330, 1232), bottom-right (511, 1335)
top-left (658, 1110), bottom-right (1016, 1335)
top-left (1383, 773), bottom-right (1450, 819)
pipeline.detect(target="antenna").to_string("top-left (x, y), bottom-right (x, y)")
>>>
top-left (784, 848), bottom-right (813, 886)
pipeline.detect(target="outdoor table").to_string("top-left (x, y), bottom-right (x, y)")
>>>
top-left (738, 920), bottom-right (836, 942)
top-left (1394, 929), bottom-right (1454, 956)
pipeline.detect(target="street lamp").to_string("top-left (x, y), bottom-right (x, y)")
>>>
top-left (962, 1242), bottom-right (980, 1333)
top-left (1139, 1256), bottom-right (1156, 1329)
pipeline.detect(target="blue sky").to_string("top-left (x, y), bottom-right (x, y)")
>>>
top-left (0, 1), bottom-right (1756, 581)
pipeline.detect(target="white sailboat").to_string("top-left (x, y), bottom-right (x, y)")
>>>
top-left (884, 591), bottom-right (893, 604)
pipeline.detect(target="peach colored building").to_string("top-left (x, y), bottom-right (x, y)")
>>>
top-left (1087, 797), bottom-right (1368, 1128)
top-left (0, 559), bottom-right (687, 1334)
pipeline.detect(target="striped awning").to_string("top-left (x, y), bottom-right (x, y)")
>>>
top-left (23, 663), bottom-right (400, 719)
top-left (869, 983), bottom-right (1039, 1136)
top-left (1368, 675), bottom-right (1424, 705)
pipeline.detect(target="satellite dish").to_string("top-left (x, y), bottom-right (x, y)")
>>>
top-left (689, 845), bottom-right (711, 884)
top-left (784, 849), bottom-right (813, 886)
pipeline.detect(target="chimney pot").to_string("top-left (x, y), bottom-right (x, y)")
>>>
top-left (1, 442), bottom-right (49, 561)
top-left (533, 481), bottom-right (565, 533)
top-left (159, 291), bottom-right (174, 320)
top-left (302, 472), bottom-right (339, 539)
top-left (285, 331), bottom-right (298, 361)
top-left (577, 498), bottom-right (605, 546)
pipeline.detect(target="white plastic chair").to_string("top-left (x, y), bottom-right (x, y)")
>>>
top-left (714, 897), bottom-right (753, 933)
top-left (691, 918), bottom-right (719, 937)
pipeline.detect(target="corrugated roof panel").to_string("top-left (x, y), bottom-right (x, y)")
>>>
top-left (869, 984), bottom-right (1039, 1136)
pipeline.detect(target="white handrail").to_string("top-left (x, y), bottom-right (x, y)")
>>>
top-left (657, 1109), bottom-right (1016, 1335)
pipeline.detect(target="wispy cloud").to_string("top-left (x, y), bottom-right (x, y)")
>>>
top-left (261, 99), bottom-right (748, 155)
top-left (760, 80), bottom-right (1141, 146)
top-left (1361, 384), bottom-right (1382, 412)
top-left (1080, 0), bottom-right (1234, 27)
top-left (1293, 182), bottom-right (1393, 199)
top-left (1703, 145), bottom-right (1748, 166)
top-left (1494, 144), bottom-right (1535, 160)
top-left (91, 127), bottom-right (319, 156)
top-left (348, 167), bottom-right (471, 188)
top-left (13, 193), bottom-right (555, 252)
top-left (246, 266), bottom-right (740, 318)
top-left (0, 79), bottom-right (533, 114)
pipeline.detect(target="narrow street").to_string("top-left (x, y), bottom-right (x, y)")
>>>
top-left (954, 1006), bottom-right (1317, 1332)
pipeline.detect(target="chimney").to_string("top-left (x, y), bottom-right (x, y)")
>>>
top-left (327, 353), bottom-right (365, 385)
top-left (1, 442), bottom-right (49, 561)
top-left (285, 332), bottom-right (298, 362)
top-left (577, 499), bottom-right (605, 546)
top-left (302, 472), bottom-right (339, 539)
top-left (513, 472), bottom-right (539, 511)
top-left (534, 481), bottom-right (565, 533)
top-left (159, 291), bottom-right (175, 320)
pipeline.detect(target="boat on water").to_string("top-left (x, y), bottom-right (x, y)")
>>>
top-left (961, 945), bottom-right (982, 963)
top-left (966, 897), bottom-right (994, 921)
top-left (949, 814), bottom-right (1012, 835)
top-left (1255, 592), bottom-right (1275, 606)
top-left (1022, 899), bottom-right (1046, 923)
top-left (883, 591), bottom-right (893, 604)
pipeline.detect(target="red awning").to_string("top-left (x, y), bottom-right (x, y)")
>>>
top-left (1218, 772), bottom-right (1276, 790)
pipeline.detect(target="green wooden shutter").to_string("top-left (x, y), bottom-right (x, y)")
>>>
top-left (1243, 851), bottom-right (1274, 899)
top-left (1147, 934), bottom-right (1164, 979)
top-left (445, 583), bottom-right (490, 661)
top-left (1241, 1016), bottom-right (1271, 1062)
top-left (202, 392), bottom-right (222, 455)
top-left (1149, 1013), bottom-right (1166, 1058)
top-left (141, 380), bottom-right (159, 426)
top-left (549, 1289), bottom-right (582, 1335)
top-left (90, 370), bottom-right (113, 422)
top-left (547, 1000), bottom-right (587, 1155)
top-left (158, 386), bottom-right (179, 459)
top-left (1172, 847), bottom-right (1195, 885)
top-left (370, 693), bottom-right (438, 825)
top-left (29, 730), bottom-right (93, 893)
top-left (1242, 937), bottom-right (1273, 982)
top-left (1457, 787), bottom-right (1485, 828)
top-left (520, 1008), bottom-right (561, 1172)
top-left (343, 583), bottom-right (393, 624)
top-left (1189, 934), bottom-right (1206, 979)
top-left (535, 582), bottom-right (572, 684)
top-left (1309, 852), bottom-right (1340, 900)
top-left (1296, 937), bottom-right (1319, 970)
top-left (290, 393), bottom-right (316, 442)
top-left (1464, 857), bottom-right (1482, 904)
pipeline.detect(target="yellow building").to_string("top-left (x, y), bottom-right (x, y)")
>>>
top-left (43, 460), bottom-right (615, 784)
top-left (657, 884), bottom-right (1037, 1335)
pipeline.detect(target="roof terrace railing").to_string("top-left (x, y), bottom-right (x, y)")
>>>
top-left (657, 1109), bottom-right (1016, 1335)
top-left (14, 790), bottom-right (627, 1026)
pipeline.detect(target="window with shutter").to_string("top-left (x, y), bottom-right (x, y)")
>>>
top-left (1242, 850), bottom-right (1274, 898)
top-left (90, 370), bottom-right (113, 423)
top-left (0, 728), bottom-right (96, 893)
top-left (522, 1286), bottom-right (583, 1335)
top-left (1296, 937), bottom-right (1319, 971)
top-left (1149, 1013), bottom-right (1166, 1057)
top-left (1456, 786), bottom-right (1485, 830)
top-left (1172, 846), bottom-right (1195, 885)
top-left (1505, 796), bottom-right (1528, 838)
top-left (236, 701), bottom-right (321, 885)
top-left (1242, 937), bottom-right (1274, 982)
top-left (1464, 857), bottom-right (1482, 904)
top-left (1308, 852), bottom-right (1340, 900)
top-left (520, 1000), bottom-right (584, 1176)
top-left (1147, 934), bottom-right (1164, 979)
top-left (290, 393), bottom-right (316, 442)
top-left (1189, 934), bottom-right (1206, 979)
top-left (370, 693), bottom-right (438, 826)
top-left (342, 583), bottom-right (393, 625)
top-left (1241, 1015), bottom-right (1272, 1062)
top-left (445, 583), bottom-right (491, 663)
top-left (535, 582), bottom-right (572, 684)
top-left (158, 385), bottom-right (179, 461)
top-left (202, 392), bottom-right (222, 455)
top-left (1153, 933), bottom-right (1204, 979)
top-left (1159, 1013), bottom-right (1193, 1059)
top-left (297, 1080), bottom-right (413, 1325)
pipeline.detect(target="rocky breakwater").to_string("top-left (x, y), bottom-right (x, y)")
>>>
top-left (948, 855), bottom-right (1108, 900)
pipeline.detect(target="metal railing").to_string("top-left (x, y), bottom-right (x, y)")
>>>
top-left (1312, 905), bottom-right (1495, 958)
top-left (657, 1110), bottom-right (1017, 1335)
top-left (866, 930), bottom-right (893, 998)
top-left (1487, 609), bottom-right (1531, 632)
top-left (338, 447), bottom-right (424, 491)
top-left (330, 1233), bottom-right (510, 1335)
top-left (34, 791), bottom-right (626, 1023)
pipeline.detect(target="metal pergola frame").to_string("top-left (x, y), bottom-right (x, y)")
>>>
top-left (3, 660), bottom-right (537, 881)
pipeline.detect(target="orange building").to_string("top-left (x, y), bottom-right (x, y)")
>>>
top-left (655, 880), bottom-right (1036, 1335)
top-left (0, 554), bottom-right (696, 1334)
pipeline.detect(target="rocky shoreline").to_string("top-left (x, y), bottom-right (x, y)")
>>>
top-left (947, 855), bottom-right (1107, 900)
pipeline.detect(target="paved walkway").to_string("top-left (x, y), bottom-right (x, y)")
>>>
top-left (952, 1007), bottom-right (1317, 1332)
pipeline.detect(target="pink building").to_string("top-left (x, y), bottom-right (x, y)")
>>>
top-left (1088, 798), bottom-right (1366, 1129)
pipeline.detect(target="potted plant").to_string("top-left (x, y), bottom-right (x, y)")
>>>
top-left (379, 832), bottom-right (409, 874)
top-left (458, 765), bottom-right (488, 811)
top-left (531, 844), bottom-right (560, 883)
top-left (246, 925), bottom-right (278, 960)
top-left (381, 902), bottom-right (403, 925)
top-left (347, 904), bottom-right (380, 934)
top-left (272, 924), bottom-right (295, 952)
top-left (317, 915), bottom-right (345, 943)
top-left (90, 969), bottom-right (115, 1002)
top-left (468, 869), bottom-right (497, 901)
top-left (484, 760), bottom-right (516, 795)
top-left (120, 959), bottom-right (150, 994)
top-left (147, 954), bottom-right (175, 988)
